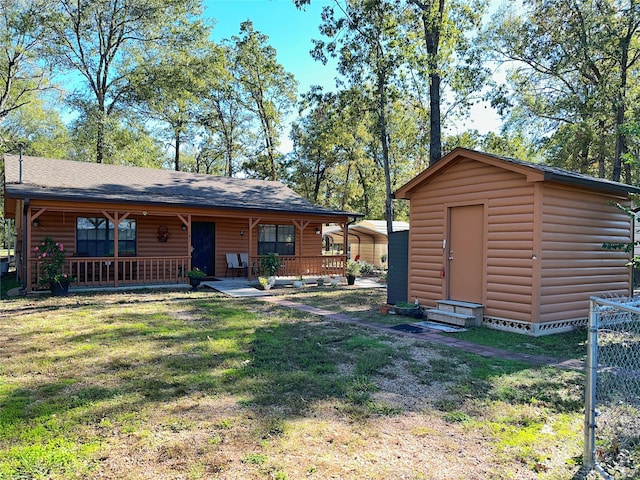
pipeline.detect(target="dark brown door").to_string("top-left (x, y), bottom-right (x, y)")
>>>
top-left (448, 205), bottom-right (484, 304)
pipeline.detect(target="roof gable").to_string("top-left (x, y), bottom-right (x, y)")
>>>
top-left (4, 155), bottom-right (360, 218)
top-left (395, 147), bottom-right (640, 198)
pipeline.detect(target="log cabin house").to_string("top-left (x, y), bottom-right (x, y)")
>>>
top-left (3, 155), bottom-right (361, 292)
top-left (394, 148), bottom-right (640, 336)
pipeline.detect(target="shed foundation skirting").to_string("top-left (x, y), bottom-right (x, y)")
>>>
top-left (482, 316), bottom-right (588, 337)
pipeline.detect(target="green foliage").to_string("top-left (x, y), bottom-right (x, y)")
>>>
top-left (33, 237), bottom-right (75, 286)
top-left (346, 259), bottom-right (361, 276)
top-left (485, 0), bottom-right (640, 182)
top-left (229, 20), bottom-right (297, 181)
top-left (261, 253), bottom-right (282, 277)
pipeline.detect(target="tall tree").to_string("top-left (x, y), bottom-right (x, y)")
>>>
top-left (0, 0), bottom-right (53, 126)
top-left (198, 43), bottom-right (253, 177)
top-left (487, 0), bottom-right (640, 182)
top-left (229, 21), bottom-right (297, 180)
top-left (409, 0), bottom-right (488, 165)
top-left (128, 22), bottom-right (214, 171)
top-left (48, 0), bottom-right (202, 163)
top-left (310, 0), bottom-right (405, 233)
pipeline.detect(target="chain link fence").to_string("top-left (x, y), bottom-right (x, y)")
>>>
top-left (584, 297), bottom-right (640, 479)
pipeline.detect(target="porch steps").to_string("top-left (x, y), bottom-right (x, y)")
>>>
top-left (426, 300), bottom-right (483, 328)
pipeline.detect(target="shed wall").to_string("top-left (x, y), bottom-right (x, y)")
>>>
top-left (538, 184), bottom-right (632, 323)
top-left (408, 158), bottom-right (536, 322)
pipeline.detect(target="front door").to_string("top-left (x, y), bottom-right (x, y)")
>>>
top-left (191, 222), bottom-right (215, 276)
top-left (448, 205), bottom-right (484, 304)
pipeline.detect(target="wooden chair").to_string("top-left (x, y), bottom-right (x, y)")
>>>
top-left (225, 253), bottom-right (244, 278)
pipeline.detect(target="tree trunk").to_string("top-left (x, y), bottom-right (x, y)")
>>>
top-left (174, 129), bottom-right (181, 171)
top-left (378, 68), bottom-right (394, 235)
top-left (418, 1), bottom-right (444, 166)
top-left (429, 71), bottom-right (442, 164)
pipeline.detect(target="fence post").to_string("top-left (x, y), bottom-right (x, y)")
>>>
top-left (583, 298), bottom-right (599, 471)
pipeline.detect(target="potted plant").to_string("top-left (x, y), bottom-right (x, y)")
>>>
top-left (261, 253), bottom-right (281, 285)
top-left (186, 267), bottom-right (206, 289)
top-left (346, 259), bottom-right (360, 285)
top-left (34, 237), bottom-right (76, 295)
top-left (293, 276), bottom-right (304, 288)
top-left (394, 301), bottom-right (421, 316)
top-left (258, 276), bottom-right (271, 290)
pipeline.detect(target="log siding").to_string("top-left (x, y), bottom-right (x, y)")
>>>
top-left (396, 148), bottom-right (638, 334)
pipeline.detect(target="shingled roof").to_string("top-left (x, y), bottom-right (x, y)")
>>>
top-left (4, 155), bottom-right (360, 218)
top-left (395, 147), bottom-right (640, 197)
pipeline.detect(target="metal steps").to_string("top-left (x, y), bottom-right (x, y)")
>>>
top-left (426, 300), bottom-right (483, 328)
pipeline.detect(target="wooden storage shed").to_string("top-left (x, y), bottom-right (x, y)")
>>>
top-left (394, 148), bottom-right (640, 336)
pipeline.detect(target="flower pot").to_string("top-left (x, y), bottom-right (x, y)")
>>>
top-left (380, 305), bottom-right (390, 314)
top-left (346, 274), bottom-right (356, 285)
top-left (317, 278), bottom-right (325, 286)
top-left (293, 280), bottom-right (304, 288)
top-left (189, 277), bottom-right (202, 290)
top-left (50, 279), bottom-right (70, 296)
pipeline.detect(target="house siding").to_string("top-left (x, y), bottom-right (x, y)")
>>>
top-left (23, 200), bottom-right (329, 283)
top-left (408, 158), bottom-right (536, 323)
top-left (538, 184), bottom-right (631, 323)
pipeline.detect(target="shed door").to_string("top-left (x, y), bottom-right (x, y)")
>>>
top-left (448, 205), bottom-right (484, 304)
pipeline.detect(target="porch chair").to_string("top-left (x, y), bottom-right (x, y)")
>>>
top-left (239, 253), bottom-right (256, 277)
top-left (225, 253), bottom-right (244, 278)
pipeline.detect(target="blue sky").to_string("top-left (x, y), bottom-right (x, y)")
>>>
top-left (203, 0), bottom-right (340, 94)
top-left (201, 0), bottom-right (502, 141)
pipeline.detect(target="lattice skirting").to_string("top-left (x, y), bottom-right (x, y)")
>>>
top-left (482, 316), bottom-right (588, 336)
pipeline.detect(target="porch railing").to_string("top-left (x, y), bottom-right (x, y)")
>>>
top-left (248, 255), bottom-right (346, 279)
top-left (30, 256), bottom-right (191, 290)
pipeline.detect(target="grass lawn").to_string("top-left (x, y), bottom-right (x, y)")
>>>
top-left (1, 288), bottom-right (591, 479)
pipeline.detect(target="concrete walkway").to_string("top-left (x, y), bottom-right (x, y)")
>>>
top-left (204, 277), bottom-right (385, 297)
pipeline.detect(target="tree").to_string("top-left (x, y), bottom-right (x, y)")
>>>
top-left (1, 92), bottom-right (70, 158)
top-left (409, 0), bottom-right (489, 165)
top-left (198, 43), bottom-right (253, 177)
top-left (228, 21), bottom-right (297, 180)
top-left (48, 0), bottom-right (202, 163)
top-left (486, 0), bottom-right (640, 182)
top-left (128, 22), bottom-right (215, 171)
top-left (310, 0), bottom-right (406, 233)
top-left (0, 0), bottom-right (53, 126)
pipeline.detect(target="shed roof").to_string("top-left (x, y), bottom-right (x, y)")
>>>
top-left (395, 148), bottom-right (640, 198)
top-left (4, 155), bottom-right (361, 218)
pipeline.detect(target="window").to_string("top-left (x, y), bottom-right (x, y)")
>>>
top-left (258, 224), bottom-right (295, 255)
top-left (76, 217), bottom-right (136, 256)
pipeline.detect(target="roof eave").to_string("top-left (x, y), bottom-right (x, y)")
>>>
top-left (5, 187), bottom-right (363, 220)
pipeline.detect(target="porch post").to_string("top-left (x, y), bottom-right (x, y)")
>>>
top-left (248, 218), bottom-right (260, 279)
top-left (178, 214), bottom-right (191, 278)
top-left (293, 220), bottom-right (309, 277)
top-left (102, 210), bottom-right (131, 288)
